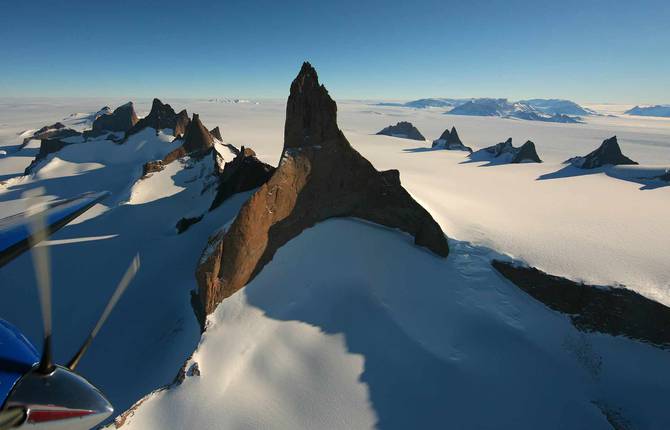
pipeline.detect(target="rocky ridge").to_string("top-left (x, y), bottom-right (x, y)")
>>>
top-left (193, 62), bottom-right (449, 326)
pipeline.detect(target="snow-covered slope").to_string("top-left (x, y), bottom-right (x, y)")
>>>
top-left (2, 98), bottom-right (670, 428)
top-left (116, 218), bottom-right (670, 430)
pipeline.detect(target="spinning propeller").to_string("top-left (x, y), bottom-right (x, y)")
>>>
top-left (0, 189), bottom-right (140, 429)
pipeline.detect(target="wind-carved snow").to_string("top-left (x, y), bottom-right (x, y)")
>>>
top-left (117, 219), bottom-right (670, 429)
top-left (1, 99), bottom-right (670, 428)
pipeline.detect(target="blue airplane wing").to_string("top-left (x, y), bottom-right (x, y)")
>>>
top-left (0, 319), bottom-right (39, 408)
top-left (0, 191), bottom-right (109, 268)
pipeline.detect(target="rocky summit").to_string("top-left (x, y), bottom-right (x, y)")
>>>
top-left (377, 121), bottom-right (426, 141)
top-left (126, 98), bottom-right (191, 138)
top-left (194, 62), bottom-right (449, 324)
top-left (92, 102), bottom-right (139, 132)
top-left (472, 137), bottom-right (542, 163)
top-left (566, 136), bottom-right (637, 169)
top-left (142, 113), bottom-right (216, 174)
top-left (432, 126), bottom-right (472, 152)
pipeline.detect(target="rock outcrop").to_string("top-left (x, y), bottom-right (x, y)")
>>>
top-left (92, 102), bottom-right (138, 132)
top-left (209, 147), bottom-right (275, 210)
top-left (210, 127), bottom-right (223, 141)
top-left (511, 140), bottom-right (542, 163)
top-left (194, 62), bottom-right (449, 324)
top-left (566, 136), bottom-right (637, 169)
top-left (142, 113), bottom-right (215, 175)
top-left (126, 98), bottom-right (190, 138)
top-left (471, 138), bottom-right (542, 163)
top-left (376, 121), bottom-right (426, 141)
top-left (431, 126), bottom-right (472, 152)
top-left (174, 110), bottom-right (191, 138)
top-left (23, 127), bottom-right (83, 174)
top-left (492, 260), bottom-right (670, 349)
top-left (20, 122), bottom-right (70, 148)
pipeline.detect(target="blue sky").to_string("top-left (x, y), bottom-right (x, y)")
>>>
top-left (1, 0), bottom-right (669, 103)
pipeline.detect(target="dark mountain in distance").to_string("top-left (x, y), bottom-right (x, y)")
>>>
top-left (566, 136), bottom-right (638, 169)
top-left (375, 98), bottom-right (589, 123)
top-left (376, 121), bottom-right (426, 141)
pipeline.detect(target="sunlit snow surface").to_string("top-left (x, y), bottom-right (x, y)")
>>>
top-left (1, 98), bottom-right (669, 428)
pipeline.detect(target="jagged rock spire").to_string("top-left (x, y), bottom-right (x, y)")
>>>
top-left (183, 113), bottom-right (213, 154)
top-left (125, 98), bottom-right (187, 138)
top-left (284, 62), bottom-right (341, 150)
top-left (569, 136), bottom-right (637, 169)
top-left (194, 62), bottom-right (449, 326)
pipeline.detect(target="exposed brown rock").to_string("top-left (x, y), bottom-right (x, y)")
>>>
top-left (210, 126), bottom-right (223, 141)
top-left (209, 146), bottom-right (275, 210)
top-left (92, 102), bottom-right (139, 132)
top-left (125, 98), bottom-right (187, 138)
top-left (142, 160), bottom-right (165, 176)
top-left (24, 129), bottom-right (83, 174)
top-left (182, 114), bottom-right (214, 156)
top-left (194, 62), bottom-right (449, 322)
top-left (142, 113), bottom-right (216, 175)
top-left (174, 110), bottom-right (191, 138)
top-left (21, 122), bottom-right (70, 149)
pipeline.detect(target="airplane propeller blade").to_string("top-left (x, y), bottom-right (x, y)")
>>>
top-left (68, 254), bottom-right (140, 371)
top-left (23, 188), bottom-right (54, 374)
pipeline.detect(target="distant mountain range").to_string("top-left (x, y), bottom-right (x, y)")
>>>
top-left (376, 98), bottom-right (592, 123)
top-left (624, 105), bottom-right (670, 118)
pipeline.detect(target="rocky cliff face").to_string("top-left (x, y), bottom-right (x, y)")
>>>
top-left (492, 260), bottom-right (670, 349)
top-left (193, 62), bottom-right (449, 324)
top-left (92, 102), bottom-right (139, 132)
top-left (377, 121), bottom-right (426, 141)
top-left (432, 126), bottom-right (472, 152)
top-left (209, 147), bottom-right (275, 211)
top-left (126, 98), bottom-right (190, 138)
top-left (142, 113), bottom-right (216, 175)
top-left (566, 136), bottom-right (637, 169)
top-left (209, 126), bottom-right (223, 141)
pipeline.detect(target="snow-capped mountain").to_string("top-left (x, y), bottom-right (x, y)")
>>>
top-left (376, 98), bottom-right (590, 123)
top-left (447, 98), bottom-right (583, 123)
top-left (520, 98), bottom-right (596, 116)
top-left (1, 67), bottom-right (670, 430)
top-left (625, 105), bottom-right (670, 117)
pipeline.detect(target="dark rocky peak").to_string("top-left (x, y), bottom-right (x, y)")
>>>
top-left (92, 101), bottom-right (139, 132)
top-left (567, 136), bottom-right (637, 169)
top-left (485, 138), bottom-right (514, 157)
top-left (284, 62), bottom-right (341, 150)
top-left (511, 140), bottom-right (542, 163)
top-left (209, 145), bottom-right (276, 211)
top-left (472, 137), bottom-right (542, 164)
top-left (193, 63), bottom-right (449, 325)
top-left (174, 110), bottom-right (191, 138)
top-left (210, 126), bottom-right (223, 141)
top-left (376, 121), bottom-right (426, 141)
top-left (432, 126), bottom-right (472, 152)
top-left (141, 112), bottom-right (214, 176)
top-left (125, 98), bottom-right (185, 138)
top-left (182, 113), bottom-right (214, 156)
